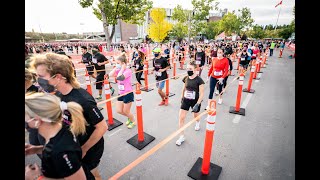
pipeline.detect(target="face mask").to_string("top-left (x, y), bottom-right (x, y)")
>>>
top-left (187, 70), bottom-right (194, 76)
top-left (92, 49), bottom-right (98, 54)
top-left (38, 77), bottom-right (55, 93)
top-left (213, 48), bottom-right (217, 51)
top-left (116, 64), bottom-right (122, 69)
top-left (197, 48), bottom-right (201, 52)
top-left (217, 53), bottom-right (223, 58)
top-left (154, 53), bottom-right (159, 57)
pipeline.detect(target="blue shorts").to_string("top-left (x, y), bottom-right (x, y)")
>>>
top-left (156, 81), bottom-right (165, 90)
top-left (117, 92), bottom-right (134, 104)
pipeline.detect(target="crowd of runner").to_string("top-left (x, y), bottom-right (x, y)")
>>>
top-left (25, 38), bottom-right (288, 179)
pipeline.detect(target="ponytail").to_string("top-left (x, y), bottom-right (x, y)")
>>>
top-left (65, 102), bottom-right (88, 136)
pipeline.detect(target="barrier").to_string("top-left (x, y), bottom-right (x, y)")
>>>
top-left (229, 73), bottom-right (245, 116)
top-left (235, 57), bottom-right (240, 70)
top-left (261, 56), bottom-right (267, 68)
top-left (126, 83), bottom-right (156, 150)
top-left (257, 57), bottom-right (263, 74)
top-left (243, 64), bottom-right (255, 93)
top-left (104, 79), bottom-right (123, 131)
top-left (252, 60), bottom-right (258, 80)
top-left (85, 71), bottom-right (92, 95)
top-left (172, 61), bottom-right (179, 80)
top-left (165, 74), bottom-right (176, 101)
top-left (140, 61), bottom-right (154, 92)
top-left (188, 100), bottom-right (222, 180)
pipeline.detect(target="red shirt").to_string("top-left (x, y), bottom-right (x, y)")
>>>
top-left (208, 57), bottom-right (229, 78)
top-left (252, 49), bottom-right (259, 58)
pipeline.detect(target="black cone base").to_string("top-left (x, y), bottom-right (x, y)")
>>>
top-left (187, 157), bottom-right (222, 180)
top-left (229, 106), bottom-right (245, 116)
top-left (107, 118), bottom-right (123, 131)
top-left (127, 132), bottom-right (155, 150)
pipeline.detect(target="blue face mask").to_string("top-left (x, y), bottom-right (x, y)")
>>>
top-left (116, 64), bottom-right (122, 69)
top-left (154, 53), bottom-right (159, 57)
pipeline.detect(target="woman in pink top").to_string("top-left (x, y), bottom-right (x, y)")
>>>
top-left (109, 55), bottom-right (136, 129)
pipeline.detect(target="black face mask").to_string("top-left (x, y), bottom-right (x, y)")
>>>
top-left (38, 78), bottom-right (55, 93)
top-left (187, 70), bottom-right (194, 76)
top-left (92, 49), bottom-right (98, 54)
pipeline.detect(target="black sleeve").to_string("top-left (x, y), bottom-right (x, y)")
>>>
top-left (153, 59), bottom-right (155, 68)
top-left (228, 58), bottom-right (233, 70)
top-left (52, 151), bottom-right (82, 178)
top-left (83, 102), bottom-right (104, 126)
top-left (182, 76), bottom-right (187, 83)
top-left (198, 77), bottom-right (205, 85)
top-left (98, 54), bottom-right (107, 63)
top-left (162, 58), bottom-right (169, 68)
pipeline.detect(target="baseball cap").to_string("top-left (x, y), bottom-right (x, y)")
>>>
top-left (152, 47), bottom-right (161, 53)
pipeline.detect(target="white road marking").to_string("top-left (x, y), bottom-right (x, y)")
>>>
top-left (232, 94), bottom-right (253, 124)
top-left (108, 128), bottom-right (122, 137)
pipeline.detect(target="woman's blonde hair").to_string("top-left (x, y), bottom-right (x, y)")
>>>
top-left (25, 68), bottom-right (36, 84)
top-left (30, 53), bottom-right (80, 88)
top-left (25, 92), bottom-right (87, 136)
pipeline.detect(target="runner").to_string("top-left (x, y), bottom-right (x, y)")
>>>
top-left (25, 93), bottom-right (93, 179)
top-left (279, 40), bottom-right (285, 58)
top-left (237, 48), bottom-right (251, 76)
top-left (195, 45), bottom-right (206, 77)
top-left (109, 55), bottom-right (136, 129)
top-left (132, 50), bottom-right (145, 86)
top-left (176, 61), bottom-right (205, 146)
top-left (30, 53), bottom-right (108, 180)
top-left (92, 45), bottom-right (111, 100)
top-left (270, 41), bottom-right (276, 56)
top-left (80, 46), bottom-right (96, 79)
top-left (152, 47), bottom-right (170, 106)
top-left (207, 48), bottom-right (229, 106)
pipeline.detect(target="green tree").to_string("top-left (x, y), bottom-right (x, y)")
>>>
top-left (168, 22), bottom-right (188, 42)
top-left (218, 12), bottom-right (241, 36)
top-left (203, 21), bottom-right (221, 39)
top-left (238, 7), bottom-right (254, 31)
top-left (148, 8), bottom-right (173, 42)
top-left (278, 27), bottom-right (292, 39)
top-left (250, 24), bottom-right (266, 39)
top-left (78, 0), bottom-right (152, 49)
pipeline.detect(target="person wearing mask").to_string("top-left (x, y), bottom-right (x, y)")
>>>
top-left (225, 43), bottom-right (233, 56)
top-left (279, 40), bottom-right (285, 58)
top-left (131, 46), bottom-right (139, 64)
top-left (195, 45), bottom-right (206, 77)
top-left (210, 46), bottom-right (218, 59)
top-left (237, 48), bottom-right (251, 77)
top-left (80, 46), bottom-right (96, 79)
top-left (30, 53), bottom-right (108, 180)
top-left (25, 93), bottom-right (93, 180)
top-left (91, 45), bottom-right (110, 100)
top-left (132, 51), bottom-right (145, 86)
top-left (250, 44), bottom-right (260, 66)
top-left (176, 61), bottom-right (205, 146)
top-left (207, 48), bottom-right (229, 106)
top-left (151, 48), bottom-right (170, 106)
top-left (109, 55), bottom-right (136, 129)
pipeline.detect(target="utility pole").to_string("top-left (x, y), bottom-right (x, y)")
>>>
top-left (274, 0), bottom-right (284, 31)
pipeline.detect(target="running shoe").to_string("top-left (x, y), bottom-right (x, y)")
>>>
top-left (218, 98), bottom-right (223, 104)
top-left (158, 100), bottom-right (165, 106)
top-left (127, 122), bottom-right (136, 129)
top-left (195, 121), bottom-right (200, 131)
top-left (95, 95), bottom-right (102, 100)
top-left (176, 135), bottom-right (185, 146)
top-left (126, 118), bottom-right (131, 126)
top-left (110, 87), bottom-right (115, 96)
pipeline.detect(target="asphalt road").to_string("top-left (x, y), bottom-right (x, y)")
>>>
top-left (25, 47), bottom-right (295, 180)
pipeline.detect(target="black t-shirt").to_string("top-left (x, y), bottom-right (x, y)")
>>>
top-left (133, 57), bottom-right (144, 71)
top-left (195, 51), bottom-right (206, 67)
top-left (82, 52), bottom-right (93, 68)
top-left (153, 57), bottom-right (169, 81)
top-left (92, 52), bottom-right (107, 71)
top-left (41, 128), bottom-right (84, 178)
top-left (240, 53), bottom-right (250, 65)
top-left (26, 85), bottom-right (39, 93)
top-left (182, 76), bottom-right (205, 101)
top-left (56, 88), bottom-right (104, 160)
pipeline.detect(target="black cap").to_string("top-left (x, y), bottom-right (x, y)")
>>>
top-left (56, 51), bottom-right (66, 55)
top-left (92, 45), bottom-right (99, 50)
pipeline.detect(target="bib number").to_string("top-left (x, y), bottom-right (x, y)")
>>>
top-left (196, 60), bottom-right (201, 64)
top-left (241, 57), bottom-right (245, 61)
top-left (136, 64), bottom-right (139, 69)
top-left (184, 90), bottom-right (196, 100)
top-left (214, 70), bottom-right (223, 76)
top-left (92, 58), bottom-right (97, 64)
top-left (156, 71), bottom-right (162, 76)
top-left (118, 84), bottom-right (125, 91)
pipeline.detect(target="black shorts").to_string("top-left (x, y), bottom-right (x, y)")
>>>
top-left (117, 92), bottom-right (134, 104)
top-left (86, 66), bottom-right (94, 75)
top-left (82, 138), bottom-right (104, 170)
top-left (180, 99), bottom-right (200, 113)
top-left (239, 62), bottom-right (249, 69)
top-left (96, 72), bottom-right (105, 89)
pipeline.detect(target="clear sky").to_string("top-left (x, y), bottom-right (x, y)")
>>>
top-left (25, 0), bottom-right (295, 34)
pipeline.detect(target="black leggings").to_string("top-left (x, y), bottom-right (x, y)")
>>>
top-left (223, 75), bottom-right (229, 88)
top-left (209, 76), bottom-right (223, 99)
top-left (135, 71), bottom-right (144, 85)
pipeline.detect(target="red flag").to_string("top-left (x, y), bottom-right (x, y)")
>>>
top-left (275, 0), bottom-right (283, 8)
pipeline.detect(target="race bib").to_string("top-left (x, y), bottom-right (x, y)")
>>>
top-left (253, 54), bottom-right (256, 57)
top-left (156, 71), bottom-right (162, 76)
top-left (184, 90), bottom-right (196, 100)
top-left (85, 63), bottom-right (89, 65)
top-left (196, 60), bottom-right (201, 64)
top-left (241, 57), bottom-right (245, 61)
top-left (118, 84), bottom-right (125, 91)
top-left (92, 58), bottom-right (97, 64)
top-left (214, 70), bottom-right (223, 76)
top-left (136, 64), bottom-right (139, 69)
